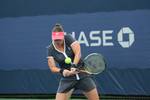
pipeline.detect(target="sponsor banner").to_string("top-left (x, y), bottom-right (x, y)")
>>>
top-left (0, 10), bottom-right (150, 69)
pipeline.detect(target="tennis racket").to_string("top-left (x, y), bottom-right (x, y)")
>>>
top-left (78, 53), bottom-right (106, 74)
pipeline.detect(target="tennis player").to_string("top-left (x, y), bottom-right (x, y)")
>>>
top-left (47, 23), bottom-right (100, 100)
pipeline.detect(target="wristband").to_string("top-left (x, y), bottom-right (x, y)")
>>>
top-left (59, 69), bottom-right (64, 75)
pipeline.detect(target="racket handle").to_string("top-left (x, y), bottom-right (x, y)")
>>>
top-left (76, 73), bottom-right (80, 80)
top-left (70, 63), bottom-right (80, 80)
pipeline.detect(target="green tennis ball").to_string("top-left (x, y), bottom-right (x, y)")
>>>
top-left (65, 57), bottom-right (71, 64)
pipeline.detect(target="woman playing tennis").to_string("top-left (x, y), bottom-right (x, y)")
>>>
top-left (47, 23), bottom-right (100, 100)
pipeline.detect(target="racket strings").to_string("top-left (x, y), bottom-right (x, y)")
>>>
top-left (84, 54), bottom-right (106, 74)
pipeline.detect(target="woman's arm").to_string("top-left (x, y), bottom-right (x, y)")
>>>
top-left (48, 57), bottom-right (60, 73)
top-left (48, 56), bottom-right (78, 76)
top-left (71, 41), bottom-right (81, 65)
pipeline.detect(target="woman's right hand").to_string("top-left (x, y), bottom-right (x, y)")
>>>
top-left (62, 69), bottom-right (79, 77)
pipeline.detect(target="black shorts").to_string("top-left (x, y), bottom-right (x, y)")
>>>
top-left (57, 76), bottom-right (96, 93)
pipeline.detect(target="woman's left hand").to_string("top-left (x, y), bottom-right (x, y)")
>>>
top-left (70, 68), bottom-right (79, 73)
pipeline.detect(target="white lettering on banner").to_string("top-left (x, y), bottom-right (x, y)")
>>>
top-left (90, 31), bottom-right (101, 46)
top-left (67, 27), bottom-right (135, 48)
top-left (78, 31), bottom-right (89, 46)
top-left (103, 30), bottom-right (114, 46)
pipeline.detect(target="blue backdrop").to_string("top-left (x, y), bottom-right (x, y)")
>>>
top-left (0, 10), bottom-right (150, 95)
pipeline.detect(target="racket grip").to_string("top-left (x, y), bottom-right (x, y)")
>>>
top-left (76, 74), bottom-right (80, 80)
top-left (71, 63), bottom-right (80, 80)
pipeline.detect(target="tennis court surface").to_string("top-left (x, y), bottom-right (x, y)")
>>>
top-left (0, 94), bottom-right (150, 100)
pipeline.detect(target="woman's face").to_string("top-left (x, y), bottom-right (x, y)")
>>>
top-left (54, 39), bottom-right (64, 46)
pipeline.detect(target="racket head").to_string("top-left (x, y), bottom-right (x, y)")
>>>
top-left (83, 53), bottom-right (106, 74)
